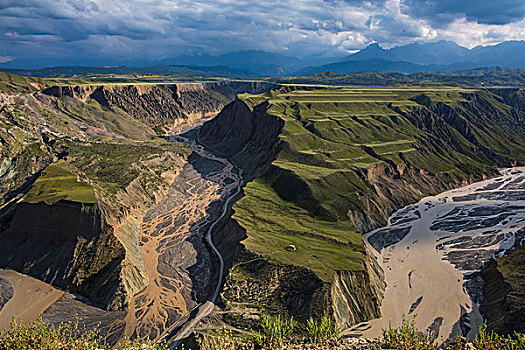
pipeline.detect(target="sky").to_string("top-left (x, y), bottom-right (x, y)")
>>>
top-left (1, 0), bottom-right (525, 67)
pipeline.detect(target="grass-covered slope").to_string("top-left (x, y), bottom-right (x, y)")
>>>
top-left (200, 85), bottom-right (525, 330)
top-left (23, 161), bottom-right (97, 205)
top-left (232, 86), bottom-right (525, 281)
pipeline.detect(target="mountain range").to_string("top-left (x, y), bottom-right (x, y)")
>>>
top-left (297, 40), bottom-right (525, 75)
top-left (2, 40), bottom-right (525, 78)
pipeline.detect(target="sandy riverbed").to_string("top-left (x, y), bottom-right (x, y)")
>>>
top-left (345, 167), bottom-right (525, 343)
top-left (0, 269), bottom-right (64, 330)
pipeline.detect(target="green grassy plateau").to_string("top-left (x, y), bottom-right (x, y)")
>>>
top-left (231, 86), bottom-right (525, 282)
top-left (24, 161), bottom-right (97, 205)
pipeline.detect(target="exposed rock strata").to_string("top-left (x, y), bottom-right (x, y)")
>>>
top-left (0, 201), bottom-right (126, 309)
top-left (479, 234), bottom-right (525, 334)
top-left (332, 252), bottom-right (386, 329)
top-left (43, 81), bottom-right (276, 130)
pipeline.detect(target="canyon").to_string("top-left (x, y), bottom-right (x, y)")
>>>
top-left (0, 72), bottom-right (524, 347)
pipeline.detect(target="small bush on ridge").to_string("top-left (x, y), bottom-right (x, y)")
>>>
top-left (252, 315), bottom-right (295, 348)
top-left (306, 313), bottom-right (339, 344)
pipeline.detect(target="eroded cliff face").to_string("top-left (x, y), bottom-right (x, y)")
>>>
top-left (350, 162), bottom-right (454, 233)
top-left (42, 81), bottom-right (277, 131)
top-left (479, 233), bottom-right (525, 334)
top-left (0, 200), bottom-right (126, 309)
top-left (43, 84), bottom-right (222, 129)
top-left (332, 251), bottom-right (386, 329)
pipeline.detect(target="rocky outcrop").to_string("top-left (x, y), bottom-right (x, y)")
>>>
top-left (0, 200), bottom-right (126, 309)
top-left (479, 238), bottom-right (525, 335)
top-left (332, 251), bottom-right (386, 328)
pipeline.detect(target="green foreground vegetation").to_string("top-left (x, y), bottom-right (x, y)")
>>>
top-left (197, 314), bottom-right (525, 350)
top-left (2, 315), bottom-right (524, 350)
top-left (0, 317), bottom-right (166, 350)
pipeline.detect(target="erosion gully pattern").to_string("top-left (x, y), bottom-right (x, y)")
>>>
top-left (347, 168), bottom-right (525, 342)
top-left (108, 133), bottom-right (242, 341)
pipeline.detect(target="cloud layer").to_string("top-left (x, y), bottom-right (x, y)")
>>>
top-left (1, 0), bottom-right (525, 67)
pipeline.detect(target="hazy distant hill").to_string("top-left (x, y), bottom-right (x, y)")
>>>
top-left (3, 41), bottom-right (525, 78)
top-left (271, 67), bottom-right (525, 86)
top-left (344, 40), bottom-right (525, 67)
top-left (1, 50), bottom-right (338, 78)
top-left (1, 64), bottom-right (254, 79)
top-left (296, 58), bottom-right (446, 75)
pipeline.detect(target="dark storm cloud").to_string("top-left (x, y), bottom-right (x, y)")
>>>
top-left (0, 0), bottom-right (524, 67)
top-left (402, 0), bottom-right (525, 26)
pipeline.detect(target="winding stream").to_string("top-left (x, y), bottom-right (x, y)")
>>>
top-left (115, 129), bottom-right (243, 342)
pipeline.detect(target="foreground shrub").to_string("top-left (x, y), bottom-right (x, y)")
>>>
top-left (383, 318), bottom-right (525, 350)
top-left (198, 331), bottom-right (254, 350)
top-left (252, 315), bottom-right (295, 348)
top-left (306, 313), bottom-right (339, 344)
top-left (471, 324), bottom-right (525, 350)
top-left (0, 317), bottom-right (101, 350)
top-left (0, 317), bottom-right (166, 350)
top-left (382, 316), bottom-right (437, 350)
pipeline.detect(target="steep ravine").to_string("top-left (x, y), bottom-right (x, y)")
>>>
top-left (197, 87), bottom-right (525, 334)
top-left (0, 78), bottom-right (277, 318)
top-left (199, 98), bottom-right (387, 330)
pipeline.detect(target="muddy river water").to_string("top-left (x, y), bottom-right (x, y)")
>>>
top-left (346, 167), bottom-right (525, 342)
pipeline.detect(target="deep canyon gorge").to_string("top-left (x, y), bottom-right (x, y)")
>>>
top-left (0, 73), bottom-right (524, 348)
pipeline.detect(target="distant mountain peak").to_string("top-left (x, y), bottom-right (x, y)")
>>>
top-left (360, 42), bottom-right (386, 53)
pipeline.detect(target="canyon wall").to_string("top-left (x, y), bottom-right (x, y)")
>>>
top-left (479, 229), bottom-right (525, 334)
top-left (0, 201), bottom-right (127, 309)
top-left (198, 87), bottom-right (525, 331)
top-left (0, 78), bottom-right (274, 313)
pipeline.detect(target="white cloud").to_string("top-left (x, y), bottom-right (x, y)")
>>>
top-left (437, 18), bottom-right (525, 48)
top-left (0, 56), bottom-right (13, 63)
